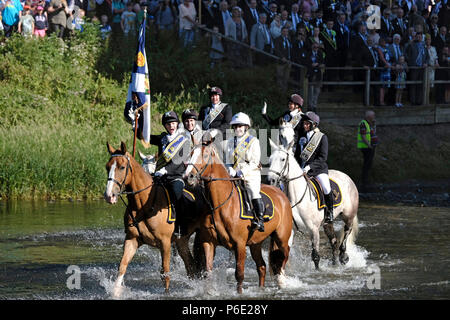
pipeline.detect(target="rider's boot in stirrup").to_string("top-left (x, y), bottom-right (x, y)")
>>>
top-left (251, 198), bottom-right (265, 232)
top-left (324, 192), bottom-right (334, 224)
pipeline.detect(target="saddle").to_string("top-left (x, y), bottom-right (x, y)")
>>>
top-left (307, 176), bottom-right (342, 211)
top-left (235, 181), bottom-right (275, 222)
top-left (161, 186), bottom-right (196, 224)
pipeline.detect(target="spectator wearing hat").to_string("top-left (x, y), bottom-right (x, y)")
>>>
top-left (33, 5), bottom-right (48, 38)
top-left (150, 110), bottom-right (191, 237)
top-left (199, 86), bottom-right (232, 139)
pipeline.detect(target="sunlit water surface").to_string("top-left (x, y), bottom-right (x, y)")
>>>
top-left (0, 200), bottom-right (448, 299)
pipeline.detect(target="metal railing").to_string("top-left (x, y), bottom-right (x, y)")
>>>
top-left (196, 25), bottom-right (450, 106)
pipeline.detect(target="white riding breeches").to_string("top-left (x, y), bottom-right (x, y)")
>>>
top-left (316, 173), bottom-right (331, 195)
top-left (245, 179), bottom-right (262, 200)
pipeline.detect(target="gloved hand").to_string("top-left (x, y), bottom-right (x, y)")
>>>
top-left (127, 107), bottom-right (136, 122)
top-left (228, 167), bottom-right (236, 177)
top-left (154, 168), bottom-right (167, 177)
top-left (303, 165), bottom-right (311, 173)
top-left (261, 102), bottom-right (267, 115)
top-left (235, 170), bottom-right (243, 178)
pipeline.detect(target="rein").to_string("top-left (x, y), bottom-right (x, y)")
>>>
top-left (186, 143), bottom-right (240, 213)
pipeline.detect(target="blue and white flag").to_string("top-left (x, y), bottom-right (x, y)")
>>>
top-left (125, 14), bottom-right (151, 147)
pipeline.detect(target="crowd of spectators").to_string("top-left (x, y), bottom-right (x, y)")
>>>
top-left (1, 0), bottom-right (449, 106)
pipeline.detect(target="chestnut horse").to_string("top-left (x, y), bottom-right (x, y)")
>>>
top-left (184, 140), bottom-right (293, 293)
top-left (104, 142), bottom-right (201, 297)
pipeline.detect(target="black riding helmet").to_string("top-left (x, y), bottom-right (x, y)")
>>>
top-left (181, 109), bottom-right (199, 122)
top-left (162, 111), bottom-right (179, 125)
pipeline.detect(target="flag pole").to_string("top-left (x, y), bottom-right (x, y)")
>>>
top-left (132, 7), bottom-right (148, 159)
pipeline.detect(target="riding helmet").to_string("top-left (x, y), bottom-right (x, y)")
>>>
top-left (162, 111), bottom-right (179, 125)
top-left (230, 112), bottom-right (251, 127)
top-left (289, 94), bottom-right (304, 107)
top-left (303, 111), bottom-right (320, 126)
top-left (182, 109), bottom-right (199, 122)
top-left (210, 86), bottom-right (223, 96)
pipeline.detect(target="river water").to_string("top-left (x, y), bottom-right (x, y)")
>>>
top-left (0, 200), bottom-right (448, 300)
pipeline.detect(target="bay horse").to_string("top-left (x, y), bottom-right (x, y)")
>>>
top-left (184, 139), bottom-right (293, 293)
top-left (267, 135), bottom-right (359, 270)
top-left (104, 142), bottom-right (201, 297)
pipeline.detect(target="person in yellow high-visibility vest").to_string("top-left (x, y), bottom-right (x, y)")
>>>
top-left (357, 110), bottom-right (378, 190)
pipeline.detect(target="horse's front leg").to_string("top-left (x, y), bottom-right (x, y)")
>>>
top-left (235, 243), bottom-right (247, 294)
top-left (114, 237), bottom-right (139, 298)
top-left (160, 237), bottom-right (172, 292)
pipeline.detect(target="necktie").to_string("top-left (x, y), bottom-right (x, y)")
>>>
top-left (395, 45), bottom-right (399, 61)
top-left (252, 9), bottom-right (257, 21)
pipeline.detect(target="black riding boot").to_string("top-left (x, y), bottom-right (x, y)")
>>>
top-left (324, 192), bottom-right (334, 224)
top-left (251, 198), bottom-right (265, 232)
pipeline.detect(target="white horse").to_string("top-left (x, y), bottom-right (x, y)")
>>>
top-left (267, 126), bottom-right (359, 269)
top-left (138, 151), bottom-right (156, 174)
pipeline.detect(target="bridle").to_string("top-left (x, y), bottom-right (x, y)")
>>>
top-left (186, 143), bottom-right (241, 213)
top-left (268, 148), bottom-right (310, 209)
top-left (107, 154), bottom-right (153, 196)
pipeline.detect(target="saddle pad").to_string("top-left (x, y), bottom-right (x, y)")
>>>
top-left (309, 177), bottom-right (342, 210)
top-left (236, 185), bottom-right (275, 221)
top-left (162, 187), bottom-right (196, 224)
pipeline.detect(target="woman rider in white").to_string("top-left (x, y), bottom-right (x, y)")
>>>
top-left (225, 112), bottom-right (265, 232)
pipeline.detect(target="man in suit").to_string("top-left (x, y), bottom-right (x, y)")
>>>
top-left (242, 0), bottom-right (260, 35)
top-left (388, 33), bottom-right (404, 64)
top-left (199, 86), bottom-right (233, 139)
top-left (358, 38), bottom-right (380, 105)
top-left (334, 12), bottom-right (350, 80)
top-left (267, 2), bottom-right (278, 25)
top-left (214, 0), bottom-right (232, 35)
top-left (250, 13), bottom-right (273, 65)
top-left (429, 14), bottom-right (440, 44)
top-left (404, 32), bottom-right (429, 105)
top-left (312, 9), bottom-right (325, 30)
top-left (274, 26), bottom-right (293, 91)
top-left (434, 26), bottom-right (448, 55)
top-left (392, 8), bottom-right (408, 38)
top-left (320, 19), bottom-right (338, 90)
top-left (380, 8), bottom-right (394, 40)
top-left (292, 31), bottom-right (309, 82)
top-left (289, 3), bottom-right (301, 32)
top-left (306, 42), bottom-right (325, 112)
top-left (201, 0), bottom-right (219, 29)
top-left (299, 11), bottom-right (314, 36)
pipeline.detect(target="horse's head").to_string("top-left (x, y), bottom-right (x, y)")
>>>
top-left (279, 121), bottom-right (295, 149)
top-left (104, 142), bottom-right (133, 204)
top-left (268, 138), bottom-right (295, 187)
top-left (184, 134), bottom-right (216, 187)
top-left (138, 151), bottom-right (156, 174)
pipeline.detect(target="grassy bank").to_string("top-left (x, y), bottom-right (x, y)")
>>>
top-left (1, 25), bottom-right (449, 199)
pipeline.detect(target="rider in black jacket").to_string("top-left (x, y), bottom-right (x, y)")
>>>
top-left (297, 112), bottom-right (333, 224)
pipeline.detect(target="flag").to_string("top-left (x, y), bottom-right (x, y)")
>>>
top-left (125, 13), bottom-right (151, 148)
